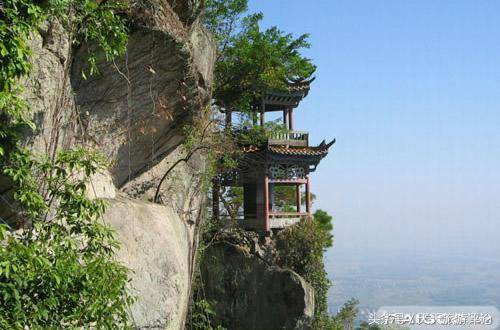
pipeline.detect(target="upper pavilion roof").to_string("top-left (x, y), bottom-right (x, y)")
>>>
top-left (257, 77), bottom-right (315, 111)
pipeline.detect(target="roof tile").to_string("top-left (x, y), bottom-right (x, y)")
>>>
top-left (268, 145), bottom-right (329, 156)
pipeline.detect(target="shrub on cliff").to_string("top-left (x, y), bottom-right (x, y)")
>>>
top-left (0, 149), bottom-right (133, 328)
top-left (277, 217), bottom-right (333, 329)
top-left (277, 215), bottom-right (361, 329)
top-left (0, 0), bottom-right (132, 327)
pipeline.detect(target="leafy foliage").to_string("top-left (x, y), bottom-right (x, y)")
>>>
top-left (277, 217), bottom-right (359, 330)
top-left (204, 0), bottom-right (316, 111)
top-left (0, 0), bottom-right (44, 157)
top-left (314, 209), bottom-right (334, 248)
top-left (332, 298), bottom-right (359, 329)
top-left (0, 148), bottom-right (133, 328)
top-left (204, 0), bottom-right (248, 47)
top-left (189, 299), bottom-right (226, 330)
top-left (234, 118), bottom-right (289, 145)
top-left (277, 220), bottom-right (332, 328)
top-left (0, 0), bottom-right (131, 327)
top-left (218, 186), bottom-right (243, 221)
top-left (154, 106), bottom-right (238, 203)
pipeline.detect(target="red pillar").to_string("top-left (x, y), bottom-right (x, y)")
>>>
top-left (305, 176), bottom-right (311, 217)
top-left (296, 184), bottom-right (301, 213)
top-left (264, 176), bottom-right (270, 231)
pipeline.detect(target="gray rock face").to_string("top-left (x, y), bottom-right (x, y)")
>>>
top-left (85, 145), bottom-right (206, 330)
top-left (75, 3), bottom-right (215, 327)
top-left (104, 197), bottom-right (191, 330)
top-left (1, 1), bottom-right (216, 328)
top-left (167, 0), bottom-right (203, 25)
top-left (22, 20), bottom-right (76, 155)
top-left (71, 7), bottom-right (215, 187)
top-left (201, 241), bottom-right (315, 330)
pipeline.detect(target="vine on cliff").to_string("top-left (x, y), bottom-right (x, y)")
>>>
top-left (0, 0), bottom-right (132, 327)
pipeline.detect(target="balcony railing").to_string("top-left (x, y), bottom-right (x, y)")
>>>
top-left (237, 212), bottom-right (310, 230)
top-left (268, 131), bottom-right (309, 147)
top-left (269, 212), bottom-right (309, 229)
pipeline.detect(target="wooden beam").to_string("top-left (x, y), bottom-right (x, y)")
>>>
top-left (263, 97), bottom-right (301, 106)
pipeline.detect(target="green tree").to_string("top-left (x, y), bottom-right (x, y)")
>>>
top-left (332, 298), bottom-right (359, 330)
top-left (277, 220), bottom-right (332, 329)
top-left (204, 0), bottom-right (316, 111)
top-left (275, 209), bottom-right (337, 329)
top-left (314, 209), bottom-right (334, 247)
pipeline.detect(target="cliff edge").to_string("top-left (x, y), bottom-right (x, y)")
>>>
top-left (0, 1), bottom-right (318, 328)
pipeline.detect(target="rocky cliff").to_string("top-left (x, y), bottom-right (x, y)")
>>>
top-left (0, 1), bottom-right (317, 328)
top-left (1, 0), bottom-right (215, 328)
top-left (200, 230), bottom-right (315, 330)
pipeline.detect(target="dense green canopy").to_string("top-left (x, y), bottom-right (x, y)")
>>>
top-left (204, 0), bottom-right (316, 111)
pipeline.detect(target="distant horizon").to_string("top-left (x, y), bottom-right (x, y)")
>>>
top-left (326, 251), bottom-right (500, 317)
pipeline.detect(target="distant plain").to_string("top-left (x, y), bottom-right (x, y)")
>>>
top-left (326, 251), bottom-right (500, 320)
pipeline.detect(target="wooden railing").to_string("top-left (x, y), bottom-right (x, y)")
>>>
top-left (268, 131), bottom-right (309, 147)
top-left (268, 212), bottom-right (310, 229)
top-left (237, 212), bottom-right (311, 230)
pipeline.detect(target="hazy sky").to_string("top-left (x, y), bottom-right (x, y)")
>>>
top-left (249, 0), bottom-right (500, 257)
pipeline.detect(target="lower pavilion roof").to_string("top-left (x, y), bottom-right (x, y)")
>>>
top-left (241, 139), bottom-right (335, 168)
top-left (219, 140), bottom-right (334, 185)
top-left (242, 139), bottom-right (334, 156)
